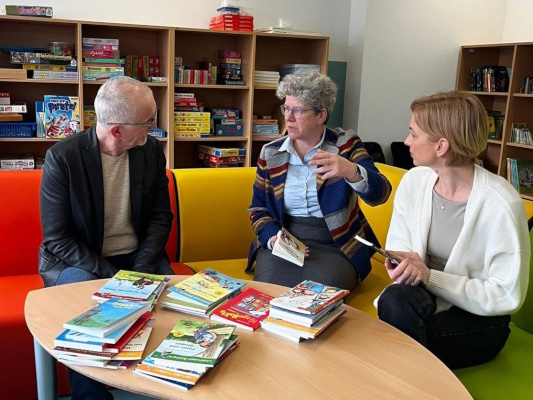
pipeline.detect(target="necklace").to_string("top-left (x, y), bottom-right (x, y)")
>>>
top-left (437, 176), bottom-right (472, 210)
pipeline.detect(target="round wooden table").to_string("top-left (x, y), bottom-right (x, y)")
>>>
top-left (25, 277), bottom-right (472, 399)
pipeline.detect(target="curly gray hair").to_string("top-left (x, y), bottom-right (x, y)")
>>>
top-left (276, 69), bottom-right (337, 123)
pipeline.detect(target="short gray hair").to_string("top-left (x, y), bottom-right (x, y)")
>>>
top-left (276, 70), bottom-right (337, 123)
top-left (94, 76), bottom-right (155, 125)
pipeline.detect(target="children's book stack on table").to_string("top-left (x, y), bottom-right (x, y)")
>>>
top-left (210, 287), bottom-right (273, 331)
top-left (54, 298), bottom-right (154, 369)
top-left (160, 269), bottom-right (245, 316)
top-left (261, 280), bottom-right (349, 342)
top-left (91, 270), bottom-right (170, 308)
top-left (134, 319), bottom-right (239, 390)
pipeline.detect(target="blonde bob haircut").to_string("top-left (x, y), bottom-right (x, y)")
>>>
top-left (410, 91), bottom-right (489, 166)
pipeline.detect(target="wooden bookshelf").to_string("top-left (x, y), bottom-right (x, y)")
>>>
top-left (0, 16), bottom-right (329, 168)
top-left (457, 42), bottom-right (533, 199)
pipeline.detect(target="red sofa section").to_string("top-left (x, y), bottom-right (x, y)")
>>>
top-left (0, 169), bottom-right (190, 399)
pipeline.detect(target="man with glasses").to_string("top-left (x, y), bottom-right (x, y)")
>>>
top-left (39, 76), bottom-right (173, 399)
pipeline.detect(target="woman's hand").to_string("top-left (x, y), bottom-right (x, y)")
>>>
top-left (384, 251), bottom-right (430, 286)
top-left (309, 149), bottom-right (361, 182)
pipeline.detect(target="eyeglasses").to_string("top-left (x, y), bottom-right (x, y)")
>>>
top-left (106, 110), bottom-right (158, 130)
top-left (280, 105), bottom-right (315, 119)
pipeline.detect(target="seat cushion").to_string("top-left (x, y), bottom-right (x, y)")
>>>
top-left (454, 323), bottom-right (533, 399)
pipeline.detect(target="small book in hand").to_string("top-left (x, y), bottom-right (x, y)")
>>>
top-left (272, 227), bottom-right (307, 267)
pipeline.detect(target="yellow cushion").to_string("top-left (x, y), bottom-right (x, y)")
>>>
top-left (172, 168), bottom-right (256, 263)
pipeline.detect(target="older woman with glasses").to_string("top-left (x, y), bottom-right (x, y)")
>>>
top-left (246, 70), bottom-right (391, 291)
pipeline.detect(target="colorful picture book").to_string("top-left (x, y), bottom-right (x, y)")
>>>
top-left (44, 95), bottom-right (81, 138)
top-left (272, 227), bottom-right (307, 267)
top-left (270, 280), bottom-right (349, 315)
top-left (162, 269), bottom-right (245, 315)
top-left (92, 270), bottom-right (168, 302)
top-left (210, 287), bottom-right (273, 331)
top-left (112, 319), bottom-right (155, 360)
top-left (63, 298), bottom-right (150, 338)
top-left (147, 319), bottom-right (236, 373)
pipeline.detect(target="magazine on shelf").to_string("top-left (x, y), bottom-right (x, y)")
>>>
top-left (271, 227), bottom-right (307, 267)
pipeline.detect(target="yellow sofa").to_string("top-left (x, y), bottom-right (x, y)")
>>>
top-left (171, 163), bottom-right (407, 316)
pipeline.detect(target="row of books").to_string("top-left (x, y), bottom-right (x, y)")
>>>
top-left (510, 123), bottom-right (533, 146)
top-left (469, 66), bottom-right (510, 92)
top-left (254, 70), bottom-right (280, 88)
top-left (520, 76), bottom-right (533, 94)
top-left (487, 110), bottom-right (505, 140)
top-left (507, 158), bottom-right (533, 195)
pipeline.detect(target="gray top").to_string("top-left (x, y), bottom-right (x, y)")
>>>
top-left (426, 190), bottom-right (467, 271)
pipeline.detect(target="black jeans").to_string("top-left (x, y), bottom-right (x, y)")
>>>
top-left (377, 284), bottom-right (511, 369)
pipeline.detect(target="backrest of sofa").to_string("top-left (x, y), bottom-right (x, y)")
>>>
top-left (172, 168), bottom-right (256, 263)
top-left (165, 169), bottom-right (179, 262)
top-left (359, 163), bottom-right (407, 251)
top-left (0, 170), bottom-right (43, 277)
top-left (511, 224), bottom-right (533, 333)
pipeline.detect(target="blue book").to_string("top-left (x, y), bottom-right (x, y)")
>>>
top-left (63, 298), bottom-right (150, 338)
top-left (35, 101), bottom-right (45, 138)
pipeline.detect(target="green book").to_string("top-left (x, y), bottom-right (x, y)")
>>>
top-left (84, 58), bottom-right (125, 64)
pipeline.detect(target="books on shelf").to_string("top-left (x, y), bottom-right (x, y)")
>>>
top-left (272, 227), bottom-right (307, 267)
top-left (161, 269), bottom-right (245, 316)
top-left (63, 298), bottom-right (151, 338)
top-left (507, 158), bottom-right (533, 194)
top-left (92, 270), bottom-right (169, 303)
top-left (210, 287), bottom-right (273, 331)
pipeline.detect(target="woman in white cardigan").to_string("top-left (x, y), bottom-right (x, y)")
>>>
top-left (377, 91), bottom-right (530, 369)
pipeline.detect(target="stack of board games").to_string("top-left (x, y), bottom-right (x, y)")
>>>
top-left (160, 269), bottom-right (245, 316)
top-left (81, 37), bottom-right (124, 81)
top-left (210, 287), bottom-right (273, 331)
top-left (254, 70), bottom-right (280, 88)
top-left (209, 14), bottom-right (254, 32)
top-left (9, 45), bottom-right (77, 80)
top-left (83, 105), bottom-right (96, 129)
top-left (0, 92), bottom-right (24, 122)
top-left (217, 49), bottom-right (245, 86)
top-left (209, 107), bottom-right (243, 138)
top-left (134, 319), bottom-right (239, 390)
top-left (53, 298), bottom-right (153, 369)
top-left (174, 93), bottom-right (209, 137)
top-left (43, 95), bottom-right (81, 138)
top-left (197, 144), bottom-right (246, 168)
top-left (252, 116), bottom-right (280, 137)
top-left (261, 280), bottom-right (349, 342)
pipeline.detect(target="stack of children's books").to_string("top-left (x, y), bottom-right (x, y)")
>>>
top-left (52, 270), bottom-right (169, 368)
top-left (210, 287), bottom-right (273, 331)
top-left (160, 269), bottom-right (245, 316)
top-left (134, 319), bottom-right (239, 390)
top-left (54, 298), bottom-right (154, 369)
top-left (91, 270), bottom-right (170, 307)
top-left (261, 280), bottom-right (349, 342)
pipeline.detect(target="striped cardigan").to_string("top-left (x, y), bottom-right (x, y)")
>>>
top-left (247, 127), bottom-right (392, 280)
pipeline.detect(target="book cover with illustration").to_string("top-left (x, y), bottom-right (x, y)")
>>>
top-left (92, 270), bottom-right (168, 301)
top-left (148, 319), bottom-right (235, 372)
top-left (272, 227), bottom-right (307, 267)
top-left (210, 287), bottom-right (273, 331)
top-left (44, 95), bottom-right (81, 138)
top-left (63, 298), bottom-right (151, 338)
top-left (167, 269), bottom-right (245, 307)
top-left (270, 280), bottom-right (349, 315)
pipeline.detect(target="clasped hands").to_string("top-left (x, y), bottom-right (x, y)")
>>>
top-left (308, 149), bottom-right (361, 182)
top-left (384, 251), bottom-right (431, 287)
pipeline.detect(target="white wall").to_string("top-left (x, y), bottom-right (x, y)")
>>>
top-left (356, 0), bottom-right (507, 163)
top-left (0, 0), bottom-right (352, 61)
top-left (503, 0), bottom-right (533, 42)
top-left (344, 0), bottom-right (367, 130)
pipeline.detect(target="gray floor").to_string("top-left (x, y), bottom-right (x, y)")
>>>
top-left (60, 389), bottom-right (157, 400)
